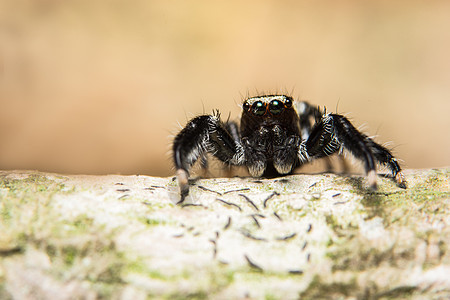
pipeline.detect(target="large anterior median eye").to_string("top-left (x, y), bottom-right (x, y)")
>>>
top-left (269, 99), bottom-right (283, 115)
top-left (252, 101), bottom-right (266, 116)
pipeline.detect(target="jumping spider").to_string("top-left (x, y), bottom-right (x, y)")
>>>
top-left (173, 95), bottom-right (406, 201)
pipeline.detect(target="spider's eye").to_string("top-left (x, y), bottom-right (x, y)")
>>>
top-left (284, 97), bottom-right (293, 108)
top-left (269, 100), bottom-right (283, 115)
top-left (252, 101), bottom-right (266, 116)
top-left (243, 101), bottom-right (250, 111)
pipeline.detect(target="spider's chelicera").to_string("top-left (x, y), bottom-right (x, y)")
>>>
top-left (173, 95), bottom-right (406, 201)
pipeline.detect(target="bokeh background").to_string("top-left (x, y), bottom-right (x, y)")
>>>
top-left (1, 0), bottom-right (449, 176)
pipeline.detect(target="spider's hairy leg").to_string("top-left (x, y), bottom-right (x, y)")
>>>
top-left (173, 114), bottom-right (244, 201)
top-left (300, 113), bottom-right (406, 189)
top-left (362, 139), bottom-right (407, 188)
top-left (220, 120), bottom-right (241, 176)
top-left (224, 120), bottom-right (240, 144)
top-left (330, 114), bottom-right (407, 188)
top-left (297, 101), bottom-right (348, 173)
top-left (173, 115), bottom-right (211, 199)
top-left (295, 101), bottom-right (322, 141)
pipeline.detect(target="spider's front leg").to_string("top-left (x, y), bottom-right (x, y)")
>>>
top-left (301, 113), bottom-right (407, 189)
top-left (297, 101), bottom-right (349, 173)
top-left (173, 113), bottom-right (244, 201)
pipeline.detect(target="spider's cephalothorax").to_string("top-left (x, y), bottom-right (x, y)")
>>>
top-left (173, 95), bottom-right (406, 201)
top-left (240, 95), bottom-right (302, 177)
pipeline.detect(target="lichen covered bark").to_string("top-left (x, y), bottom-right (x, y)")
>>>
top-left (0, 169), bottom-right (449, 299)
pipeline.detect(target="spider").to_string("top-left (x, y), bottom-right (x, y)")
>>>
top-left (173, 95), bottom-right (406, 201)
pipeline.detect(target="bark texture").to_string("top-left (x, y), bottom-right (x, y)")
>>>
top-left (0, 168), bottom-right (449, 299)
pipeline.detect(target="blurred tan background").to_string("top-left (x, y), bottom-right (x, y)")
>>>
top-left (0, 0), bottom-right (449, 176)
